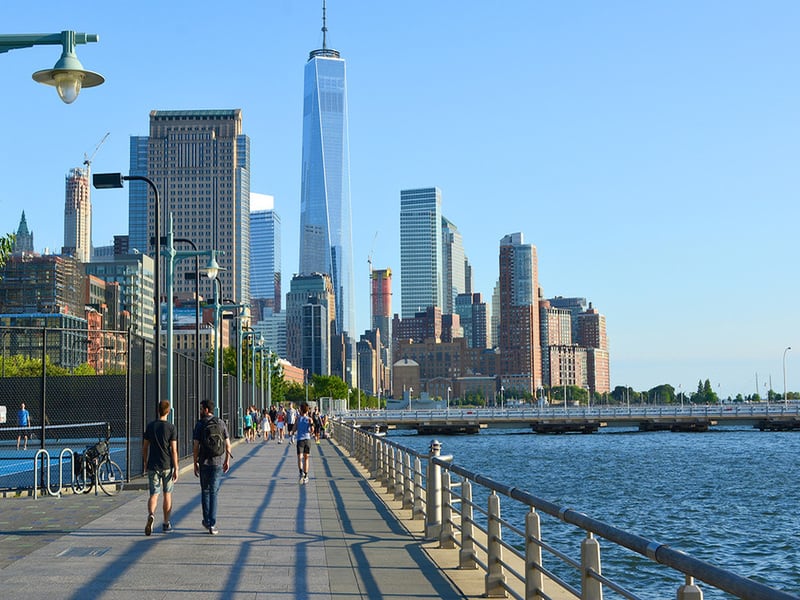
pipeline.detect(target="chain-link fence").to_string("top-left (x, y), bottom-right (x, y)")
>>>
top-left (0, 325), bottom-right (253, 492)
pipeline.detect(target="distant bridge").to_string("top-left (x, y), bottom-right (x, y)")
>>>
top-left (338, 404), bottom-right (800, 434)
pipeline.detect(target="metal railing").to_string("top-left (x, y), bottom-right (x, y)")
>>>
top-left (330, 419), bottom-right (798, 600)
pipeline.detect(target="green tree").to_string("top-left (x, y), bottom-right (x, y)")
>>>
top-left (312, 374), bottom-right (348, 401)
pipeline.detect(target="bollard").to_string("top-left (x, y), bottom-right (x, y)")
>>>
top-left (677, 576), bottom-right (704, 600)
top-left (425, 440), bottom-right (443, 539)
top-left (440, 470), bottom-right (455, 548)
top-left (459, 480), bottom-right (477, 569)
top-left (485, 491), bottom-right (507, 597)
top-left (581, 532), bottom-right (603, 600)
top-left (525, 508), bottom-right (544, 600)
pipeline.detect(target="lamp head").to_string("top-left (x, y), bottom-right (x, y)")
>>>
top-left (32, 46), bottom-right (103, 104)
top-left (205, 253), bottom-right (221, 279)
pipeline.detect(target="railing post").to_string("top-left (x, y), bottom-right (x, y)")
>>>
top-left (402, 452), bottom-right (414, 509)
top-left (425, 440), bottom-right (443, 539)
top-left (371, 431), bottom-right (380, 479)
top-left (459, 480), bottom-right (477, 569)
top-left (439, 469), bottom-right (454, 548)
top-left (394, 449), bottom-right (405, 502)
top-left (581, 532), bottom-right (603, 600)
top-left (413, 456), bottom-right (424, 520)
top-left (677, 576), bottom-right (704, 600)
top-left (386, 446), bottom-right (396, 492)
top-left (526, 507), bottom-right (544, 600)
top-left (485, 491), bottom-right (507, 597)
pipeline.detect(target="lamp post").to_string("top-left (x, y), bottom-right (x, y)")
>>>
top-left (500, 385), bottom-right (505, 410)
top-left (408, 387), bottom-right (413, 411)
top-left (238, 330), bottom-right (255, 438)
top-left (209, 277), bottom-right (247, 419)
top-left (446, 386), bottom-right (451, 413)
top-left (164, 213), bottom-right (221, 418)
top-left (1, 31), bottom-right (104, 103)
top-left (784, 346), bottom-right (792, 407)
top-left (94, 172), bottom-right (162, 410)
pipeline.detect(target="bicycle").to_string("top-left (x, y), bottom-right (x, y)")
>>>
top-left (73, 427), bottom-right (125, 496)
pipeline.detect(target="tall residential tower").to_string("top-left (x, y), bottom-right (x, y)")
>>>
top-left (62, 167), bottom-right (91, 262)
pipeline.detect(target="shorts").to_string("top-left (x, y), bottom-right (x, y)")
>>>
top-left (287, 423), bottom-right (295, 433)
top-left (296, 439), bottom-right (311, 456)
top-left (147, 468), bottom-right (175, 496)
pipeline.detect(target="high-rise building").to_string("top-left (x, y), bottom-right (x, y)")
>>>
top-left (129, 109), bottom-right (250, 306)
top-left (250, 193), bottom-right (281, 321)
top-left (13, 212), bottom-right (34, 255)
top-left (400, 187), bottom-right (443, 318)
top-left (298, 8), bottom-right (355, 355)
top-left (497, 232), bottom-right (541, 395)
top-left (455, 292), bottom-right (490, 349)
top-left (577, 303), bottom-right (610, 393)
top-left (62, 167), bottom-right (91, 262)
top-left (285, 273), bottom-right (335, 376)
top-left (441, 216), bottom-right (466, 314)
top-left (370, 268), bottom-right (392, 349)
top-left (548, 296), bottom-right (587, 343)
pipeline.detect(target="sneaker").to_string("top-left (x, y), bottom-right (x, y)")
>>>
top-left (145, 514), bottom-right (155, 536)
top-left (162, 522), bottom-right (172, 533)
top-left (299, 472), bottom-right (305, 483)
top-left (316, 439), bottom-right (320, 445)
top-left (208, 526), bottom-right (219, 535)
top-left (303, 474), bottom-right (309, 484)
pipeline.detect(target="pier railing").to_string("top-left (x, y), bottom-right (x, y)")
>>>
top-left (330, 419), bottom-right (798, 600)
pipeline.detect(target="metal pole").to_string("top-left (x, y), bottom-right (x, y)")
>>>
top-left (783, 347), bottom-right (792, 407)
top-left (212, 277), bottom-right (221, 417)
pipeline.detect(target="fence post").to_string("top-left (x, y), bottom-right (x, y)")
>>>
top-left (413, 456), bottom-right (424, 520)
top-left (485, 491), bottom-right (507, 597)
top-left (425, 439), bottom-right (443, 539)
top-left (394, 449), bottom-right (405, 501)
top-left (370, 430), bottom-right (379, 478)
top-left (526, 508), bottom-right (544, 600)
top-left (677, 576), bottom-right (703, 600)
top-left (439, 469), bottom-right (454, 548)
top-left (403, 452), bottom-right (413, 509)
top-left (581, 532), bottom-right (602, 600)
top-left (459, 479), bottom-right (477, 569)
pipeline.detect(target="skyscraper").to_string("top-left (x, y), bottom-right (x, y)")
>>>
top-left (286, 273), bottom-right (335, 376)
top-left (13, 212), bottom-right (34, 255)
top-left (129, 109), bottom-right (250, 305)
top-left (62, 167), bottom-right (91, 262)
top-left (250, 193), bottom-right (281, 321)
top-left (400, 187), bottom-right (443, 318)
top-left (498, 232), bottom-right (541, 395)
top-left (298, 7), bottom-right (355, 351)
top-left (370, 268), bottom-right (392, 348)
top-left (441, 216), bottom-right (466, 314)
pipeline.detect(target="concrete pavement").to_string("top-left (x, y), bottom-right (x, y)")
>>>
top-left (0, 436), bottom-right (473, 599)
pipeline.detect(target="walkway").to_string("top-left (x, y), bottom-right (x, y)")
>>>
top-left (0, 437), bottom-right (473, 599)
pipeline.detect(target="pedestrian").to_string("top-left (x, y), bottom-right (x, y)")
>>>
top-left (295, 402), bottom-right (315, 484)
top-left (312, 407), bottom-right (323, 445)
top-left (285, 402), bottom-right (297, 444)
top-left (142, 400), bottom-right (179, 536)
top-left (243, 409), bottom-right (253, 443)
top-left (275, 405), bottom-right (286, 443)
top-left (16, 402), bottom-right (30, 450)
top-left (192, 400), bottom-right (231, 535)
top-left (261, 408), bottom-right (271, 442)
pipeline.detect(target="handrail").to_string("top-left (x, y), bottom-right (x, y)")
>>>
top-left (330, 419), bottom-right (798, 600)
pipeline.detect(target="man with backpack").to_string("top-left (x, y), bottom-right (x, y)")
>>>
top-left (192, 399), bottom-right (231, 535)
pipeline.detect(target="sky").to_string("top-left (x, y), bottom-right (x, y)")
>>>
top-left (2, 1), bottom-right (799, 399)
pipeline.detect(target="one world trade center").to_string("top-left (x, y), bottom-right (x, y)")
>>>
top-left (298, 5), bottom-right (356, 371)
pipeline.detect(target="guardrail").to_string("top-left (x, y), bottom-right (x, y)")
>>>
top-left (330, 419), bottom-right (798, 600)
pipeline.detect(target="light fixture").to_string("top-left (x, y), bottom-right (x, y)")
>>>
top-left (205, 253), bottom-right (221, 280)
top-left (2, 31), bottom-right (104, 104)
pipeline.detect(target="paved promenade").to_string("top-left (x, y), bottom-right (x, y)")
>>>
top-left (0, 437), bottom-right (474, 599)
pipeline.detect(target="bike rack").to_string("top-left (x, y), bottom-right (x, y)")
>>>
top-left (32, 448), bottom-right (78, 499)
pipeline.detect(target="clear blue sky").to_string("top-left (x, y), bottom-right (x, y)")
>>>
top-left (3, 1), bottom-right (799, 399)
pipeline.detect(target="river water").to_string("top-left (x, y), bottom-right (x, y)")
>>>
top-left (389, 425), bottom-right (800, 598)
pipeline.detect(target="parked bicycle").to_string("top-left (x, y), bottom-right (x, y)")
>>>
top-left (72, 426), bottom-right (125, 496)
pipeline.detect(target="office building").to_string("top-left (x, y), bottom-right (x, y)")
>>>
top-left (285, 273), bottom-right (335, 376)
top-left (400, 187), bottom-right (443, 318)
top-left (441, 216), bottom-right (466, 314)
top-left (497, 232), bottom-right (541, 395)
top-left (250, 193), bottom-right (281, 321)
top-left (62, 167), bottom-right (92, 262)
top-left (13, 212), bottom-right (34, 255)
top-left (129, 109), bottom-right (251, 306)
top-left (298, 10), bottom-right (355, 356)
top-left (455, 292), bottom-right (490, 349)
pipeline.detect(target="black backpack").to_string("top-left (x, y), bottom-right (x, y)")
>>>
top-left (200, 417), bottom-right (225, 459)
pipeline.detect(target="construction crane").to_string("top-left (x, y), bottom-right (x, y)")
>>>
top-left (83, 132), bottom-right (110, 176)
top-left (367, 231), bottom-right (378, 276)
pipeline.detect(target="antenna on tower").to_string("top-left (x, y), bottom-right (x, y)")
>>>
top-left (321, 0), bottom-right (328, 49)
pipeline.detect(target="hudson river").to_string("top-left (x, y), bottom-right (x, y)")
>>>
top-left (389, 425), bottom-right (799, 598)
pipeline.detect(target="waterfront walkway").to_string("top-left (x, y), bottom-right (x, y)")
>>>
top-left (0, 437), bottom-right (475, 599)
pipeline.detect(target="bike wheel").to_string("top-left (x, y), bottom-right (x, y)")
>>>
top-left (97, 460), bottom-right (125, 496)
top-left (72, 457), bottom-right (92, 494)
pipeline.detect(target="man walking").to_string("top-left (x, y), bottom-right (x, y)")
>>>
top-left (295, 402), bottom-right (315, 484)
top-left (142, 400), bottom-right (179, 535)
top-left (193, 400), bottom-right (231, 535)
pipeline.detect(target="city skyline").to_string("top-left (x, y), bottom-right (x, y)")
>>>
top-left (3, 2), bottom-right (799, 398)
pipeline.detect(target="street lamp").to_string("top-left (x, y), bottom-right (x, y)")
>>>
top-left (94, 172), bottom-right (162, 410)
top-left (446, 386), bottom-right (451, 412)
top-left (408, 387), bottom-right (413, 411)
top-left (500, 385), bottom-right (505, 410)
top-left (1, 31), bottom-right (104, 103)
top-left (784, 346), bottom-right (792, 407)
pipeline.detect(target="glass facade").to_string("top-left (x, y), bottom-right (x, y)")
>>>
top-left (299, 50), bottom-right (355, 342)
top-left (400, 187), bottom-right (443, 318)
top-left (250, 197), bottom-right (281, 314)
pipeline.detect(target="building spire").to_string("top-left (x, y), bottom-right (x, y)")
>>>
top-left (322, 0), bottom-right (328, 50)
